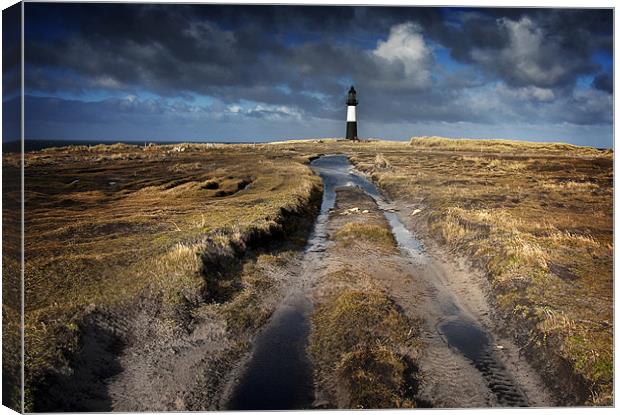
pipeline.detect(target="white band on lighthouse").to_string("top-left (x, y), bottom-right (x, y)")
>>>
top-left (347, 105), bottom-right (356, 122)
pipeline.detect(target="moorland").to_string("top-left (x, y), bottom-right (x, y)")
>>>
top-left (1, 137), bottom-right (613, 410)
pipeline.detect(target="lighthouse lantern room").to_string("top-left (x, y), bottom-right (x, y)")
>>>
top-left (346, 86), bottom-right (358, 140)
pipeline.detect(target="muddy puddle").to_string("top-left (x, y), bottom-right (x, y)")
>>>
top-left (226, 296), bottom-right (314, 410)
top-left (226, 154), bottom-right (531, 409)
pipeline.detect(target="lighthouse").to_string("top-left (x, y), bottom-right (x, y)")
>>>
top-left (346, 86), bottom-right (358, 140)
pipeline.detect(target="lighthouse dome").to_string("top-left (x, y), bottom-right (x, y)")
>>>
top-left (346, 86), bottom-right (358, 106)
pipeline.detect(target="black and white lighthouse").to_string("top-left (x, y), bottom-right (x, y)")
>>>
top-left (346, 86), bottom-right (358, 140)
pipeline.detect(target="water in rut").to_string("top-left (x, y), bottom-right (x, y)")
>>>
top-left (227, 154), bottom-right (529, 409)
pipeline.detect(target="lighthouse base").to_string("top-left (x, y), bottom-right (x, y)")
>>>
top-left (346, 122), bottom-right (358, 140)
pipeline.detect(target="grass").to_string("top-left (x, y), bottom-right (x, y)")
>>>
top-left (220, 254), bottom-right (285, 335)
top-left (408, 136), bottom-right (607, 155)
top-left (2, 157), bottom-right (23, 412)
top-left (374, 153), bottom-right (392, 169)
top-left (3, 143), bottom-right (322, 410)
top-left (309, 281), bottom-right (417, 409)
top-left (334, 222), bottom-right (397, 252)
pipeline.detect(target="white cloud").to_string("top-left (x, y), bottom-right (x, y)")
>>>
top-left (498, 85), bottom-right (555, 102)
top-left (92, 76), bottom-right (122, 89)
top-left (228, 104), bottom-right (242, 113)
top-left (247, 104), bottom-right (303, 120)
top-left (372, 22), bottom-right (432, 89)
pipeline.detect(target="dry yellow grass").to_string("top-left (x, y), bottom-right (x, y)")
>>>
top-left (409, 136), bottom-right (605, 155)
top-left (334, 222), bottom-right (397, 252)
top-left (374, 153), bottom-right (392, 169)
top-left (2, 157), bottom-right (23, 412)
top-left (309, 283), bottom-right (416, 409)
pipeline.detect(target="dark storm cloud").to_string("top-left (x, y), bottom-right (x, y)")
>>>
top-left (20, 3), bottom-right (613, 146)
top-left (593, 72), bottom-right (613, 93)
top-left (3, 2), bottom-right (22, 141)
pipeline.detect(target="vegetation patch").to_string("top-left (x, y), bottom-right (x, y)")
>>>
top-left (334, 222), bottom-right (397, 252)
top-left (309, 286), bottom-right (418, 408)
top-left (408, 136), bottom-right (605, 155)
top-left (374, 153), bottom-right (392, 170)
top-left (220, 258), bottom-right (279, 335)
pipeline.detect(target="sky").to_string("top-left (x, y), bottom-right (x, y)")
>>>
top-left (2, 2), bottom-right (614, 147)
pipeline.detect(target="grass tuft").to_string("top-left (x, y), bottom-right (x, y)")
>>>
top-left (374, 153), bottom-right (392, 169)
top-left (309, 287), bottom-right (416, 408)
top-left (335, 222), bottom-right (397, 251)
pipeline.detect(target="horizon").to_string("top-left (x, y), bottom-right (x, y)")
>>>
top-left (2, 3), bottom-right (614, 148)
top-left (4, 135), bottom-right (614, 152)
